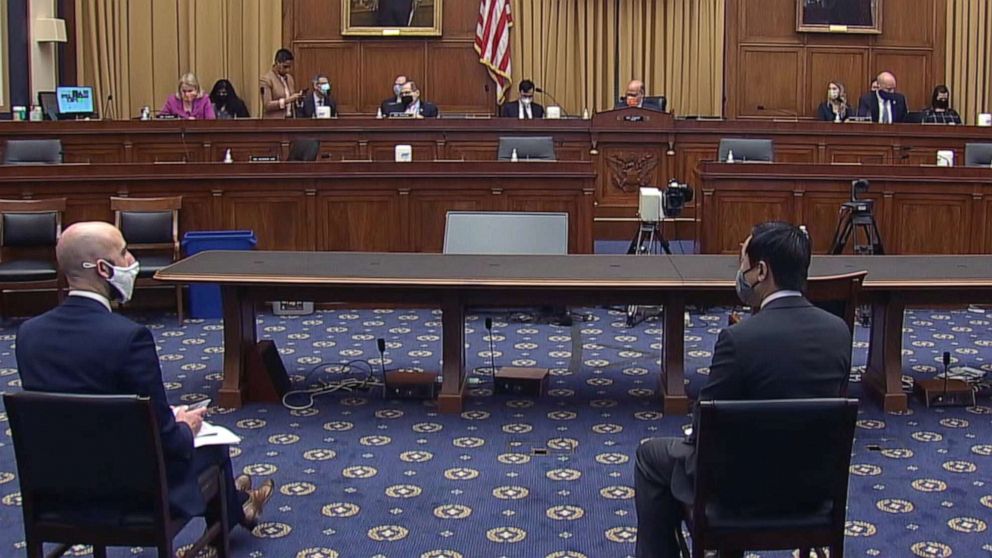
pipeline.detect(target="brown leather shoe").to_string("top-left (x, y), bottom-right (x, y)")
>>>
top-left (234, 474), bottom-right (251, 493)
top-left (241, 478), bottom-right (274, 529)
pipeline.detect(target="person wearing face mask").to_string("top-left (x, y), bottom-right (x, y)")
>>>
top-left (298, 74), bottom-right (338, 118)
top-left (632, 221), bottom-right (851, 558)
top-left (817, 81), bottom-right (851, 122)
top-left (857, 71), bottom-right (907, 123)
top-left (159, 73), bottom-right (215, 120)
top-left (381, 75), bottom-right (409, 116)
top-left (260, 48), bottom-right (302, 119)
top-left (387, 80), bottom-right (438, 118)
top-left (500, 79), bottom-right (545, 119)
top-left (614, 80), bottom-right (663, 111)
top-left (209, 79), bottom-right (250, 119)
top-left (921, 85), bottom-right (962, 125)
top-left (15, 222), bottom-right (275, 536)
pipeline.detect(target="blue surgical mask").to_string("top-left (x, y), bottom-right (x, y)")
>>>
top-left (735, 265), bottom-right (759, 307)
top-left (319, 83), bottom-right (331, 94)
top-left (393, 84), bottom-right (403, 96)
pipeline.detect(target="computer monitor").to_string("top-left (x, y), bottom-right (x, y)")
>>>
top-left (965, 143), bottom-right (992, 167)
top-left (497, 137), bottom-right (556, 161)
top-left (56, 86), bottom-right (95, 118)
top-left (718, 138), bottom-right (774, 162)
top-left (443, 211), bottom-right (569, 255)
top-left (288, 140), bottom-right (320, 162)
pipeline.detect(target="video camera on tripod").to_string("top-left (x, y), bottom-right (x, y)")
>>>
top-left (638, 179), bottom-right (694, 222)
top-left (830, 178), bottom-right (884, 255)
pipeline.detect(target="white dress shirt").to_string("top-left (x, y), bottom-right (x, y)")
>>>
top-left (68, 289), bottom-right (112, 312)
top-left (760, 290), bottom-right (803, 310)
top-left (518, 102), bottom-right (533, 120)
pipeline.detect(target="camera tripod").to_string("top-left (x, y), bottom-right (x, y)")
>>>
top-left (626, 221), bottom-right (672, 256)
top-left (829, 200), bottom-right (884, 255)
top-left (625, 221), bottom-right (670, 326)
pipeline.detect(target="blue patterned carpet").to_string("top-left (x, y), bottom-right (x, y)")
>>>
top-left (1, 305), bottom-right (991, 558)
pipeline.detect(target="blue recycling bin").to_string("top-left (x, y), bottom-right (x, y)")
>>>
top-left (182, 231), bottom-right (256, 319)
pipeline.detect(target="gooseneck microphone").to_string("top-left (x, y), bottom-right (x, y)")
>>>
top-left (941, 351), bottom-right (951, 401)
top-left (103, 94), bottom-right (115, 120)
top-left (485, 318), bottom-right (497, 377)
top-left (535, 86), bottom-right (567, 116)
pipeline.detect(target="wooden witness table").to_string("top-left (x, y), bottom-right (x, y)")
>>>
top-left (156, 252), bottom-right (992, 414)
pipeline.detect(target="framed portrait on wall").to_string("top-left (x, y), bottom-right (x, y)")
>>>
top-left (797, 0), bottom-right (882, 34)
top-left (343, 0), bottom-right (443, 37)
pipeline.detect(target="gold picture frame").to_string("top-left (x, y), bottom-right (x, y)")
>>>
top-left (797, 0), bottom-right (882, 34)
top-left (343, 0), bottom-right (443, 37)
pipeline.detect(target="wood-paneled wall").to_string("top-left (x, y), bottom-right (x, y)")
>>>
top-left (725, 0), bottom-right (946, 120)
top-left (284, 0), bottom-right (493, 114)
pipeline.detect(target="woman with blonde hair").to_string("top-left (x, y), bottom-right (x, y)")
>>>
top-left (817, 81), bottom-right (850, 122)
top-left (160, 73), bottom-right (216, 119)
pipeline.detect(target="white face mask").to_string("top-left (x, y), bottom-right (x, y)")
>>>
top-left (393, 84), bottom-right (403, 96)
top-left (521, 97), bottom-right (533, 106)
top-left (83, 259), bottom-right (140, 303)
top-left (828, 88), bottom-right (840, 100)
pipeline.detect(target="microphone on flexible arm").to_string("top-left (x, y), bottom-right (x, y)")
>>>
top-left (377, 337), bottom-right (388, 396)
top-left (535, 86), bottom-right (568, 116)
top-left (941, 351), bottom-right (951, 402)
top-left (485, 318), bottom-right (497, 379)
top-left (102, 94), bottom-right (115, 121)
top-left (756, 105), bottom-right (798, 121)
top-left (179, 126), bottom-right (191, 163)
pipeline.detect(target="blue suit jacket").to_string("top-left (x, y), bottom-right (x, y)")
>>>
top-left (16, 296), bottom-right (201, 515)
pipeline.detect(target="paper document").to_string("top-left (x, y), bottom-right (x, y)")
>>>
top-left (194, 421), bottom-right (242, 448)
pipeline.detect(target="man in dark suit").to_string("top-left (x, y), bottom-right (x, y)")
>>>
top-left (857, 71), bottom-right (907, 123)
top-left (615, 79), bottom-right (663, 111)
top-left (298, 73), bottom-right (338, 118)
top-left (633, 221), bottom-right (852, 558)
top-left (376, 0), bottom-right (415, 26)
top-left (384, 80), bottom-right (438, 118)
top-left (16, 222), bottom-right (274, 534)
top-left (380, 74), bottom-right (407, 115)
top-left (500, 79), bottom-right (545, 119)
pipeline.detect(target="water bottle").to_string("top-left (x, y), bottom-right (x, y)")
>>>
top-left (510, 148), bottom-right (519, 162)
top-left (140, 106), bottom-right (151, 120)
top-left (726, 150), bottom-right (735, 163)
top-left (223, 149), bottom-right (233, 163)
top-left (376, 107), bottom-right (384, 119)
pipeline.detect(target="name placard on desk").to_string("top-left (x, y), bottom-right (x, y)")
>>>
top-left (249, 155), bottom-right (279, 163)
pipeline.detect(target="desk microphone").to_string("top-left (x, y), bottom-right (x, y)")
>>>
top-left (535, 87), bottom-right (567, 116)
top-left (377, 338), bottom-right (387, 379)
top-left (179, 127), bottom-right (191, 163)
top-left (941, 350), bottom-right (951, 402)
top-left (485, 318), bottom-right (497, 377)
top-left (103, 94), bottom-right (115, 121)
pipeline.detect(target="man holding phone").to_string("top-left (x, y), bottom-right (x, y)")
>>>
top-left (16, 222), bottom-right (273, 534)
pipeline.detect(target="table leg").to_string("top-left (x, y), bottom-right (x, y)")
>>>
top-left (661, 294), bottom-right (690, 415)
top-left (865, 293), bottom-right (909, 413)
top-left (218, 286), bottom-right (257, 409)
top-left (437, 296), bottom-right (466, 414)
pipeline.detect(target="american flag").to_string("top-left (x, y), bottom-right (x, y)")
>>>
top-left (474, 0), bottom-right (513, 102)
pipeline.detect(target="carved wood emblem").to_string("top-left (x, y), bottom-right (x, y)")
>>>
top-left (607, 152), bottom-right (658, 193)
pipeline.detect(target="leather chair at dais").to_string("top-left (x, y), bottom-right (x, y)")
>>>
top-left (0, 198), bottom-right (66, 317)
top-left (807, 271), bottom-right (867, 335)
top-left (677, 398), bottom-right (859, 558)
top-left (110, 196), bottom-right (184, 321)
top-left (4, 391), bottom-right (230, 558)
top-left (3, 139), bottom-right (63, 164)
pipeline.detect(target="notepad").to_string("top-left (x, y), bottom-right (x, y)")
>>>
top-left (194, 421), bottom-right (242, 448)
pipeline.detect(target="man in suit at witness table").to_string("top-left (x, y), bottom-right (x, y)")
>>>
top-left (298, 73), bottom-right (338, 118)
top-left (857, 71), bottom-right (908, 123)
top-left (15, 222), bottom-right (274, 535)
top-left (633, 221), bottom-right (852, 558)
top-left (500, 79), bottom-right (545, 119)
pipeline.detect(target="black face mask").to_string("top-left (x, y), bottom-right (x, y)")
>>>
top-left (217, 93), bottom-right (228, 100)
top-left (401, 95), bottom-right (414, 106)
top-left (934, 99), bottom-right (949, 109)
top-left (877, 90), bottom-right (894, 102)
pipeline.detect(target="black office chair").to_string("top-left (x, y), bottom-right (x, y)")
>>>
top-left (678, 398), bottom-right (859, 558)
top-left (717, 138), bottom-right (774, 162)
top-left (646, 95), bottom-right (668, 111)
top-left (0, 198), bottom-right (66, 317)
top-left (497, 136), bottom-right (556, 161)
top-left (964, 143), bottom-right (992, 167)
top-left (111, 196), bottom-right (184, 321)
top-left (4, 391), bottom-right (230, 558)
top-left (3, 139), bottom-right (63, 165)
top-left (288, 139), bottom-right (321, 161)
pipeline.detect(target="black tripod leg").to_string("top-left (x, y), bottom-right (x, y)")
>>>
top-left (869, 215), bottom-right (885, 254)
top-left (831, 212), bottom-right (853, 254)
